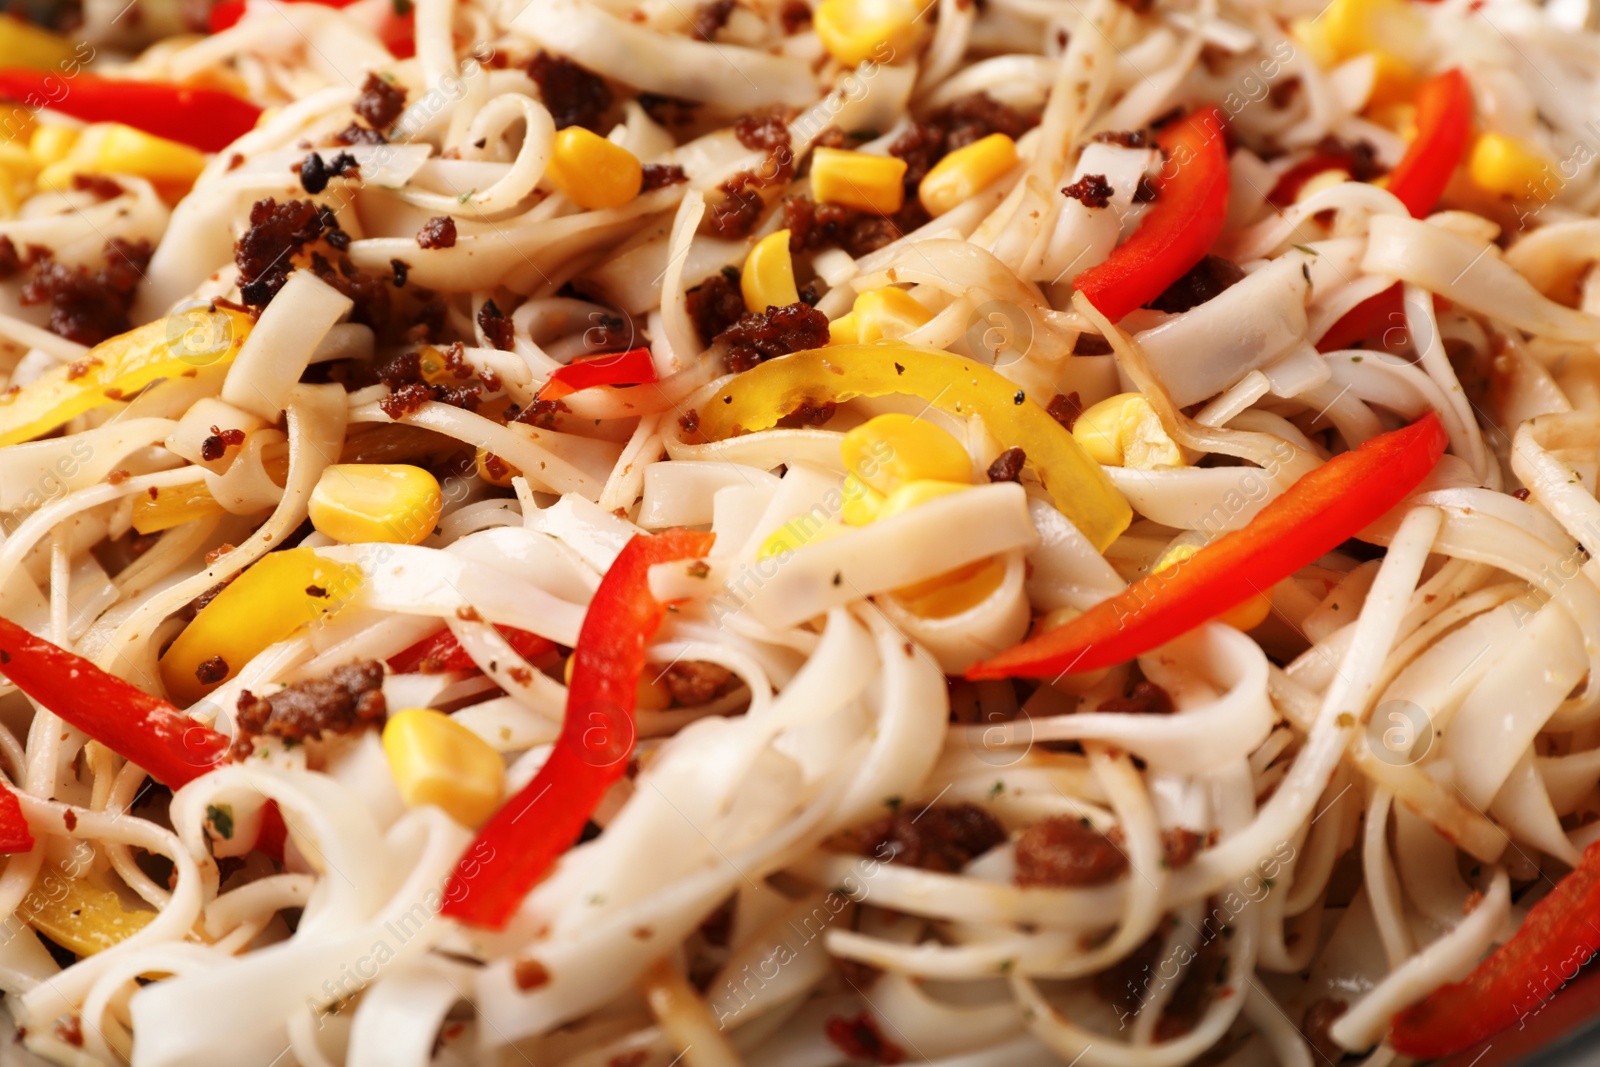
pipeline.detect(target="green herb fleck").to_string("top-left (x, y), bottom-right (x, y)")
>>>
top-left (206, 804), bottom-right (235, 840)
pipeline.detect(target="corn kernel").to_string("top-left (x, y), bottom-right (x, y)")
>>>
top-left (874, 479), bottom-right (970, 523)
top-left (757, 515), bottom-right (844, 560)
top-left (382, 708), bottom-right (506, 828)
top-left (476, 448), bottom-right (519, 487)
top-left (892, 556), bottom-right (1006, 618)
top-left (1154, 544), bottom-right (1272, 630)
top-left (309, 463), bottom-right (443, 546)
top-left (810, 147), bottom-right (907, 215)
top-left (919, 133), bottom-right (1018, 216)
top-left (814, 0), bottom-right (922, 67)
top-left (741, 228), bottom-right (800, 313)
top-left (1071, 393), bottom-right (1183, 470)
top-left (1295, 168), bottom-right (1352, 204)
top-left (1365, 51), bottom-right (1416, 109)
top-left (564, 653), bottom-right (672, 711)
top-left (852, 287), bottom-right (933, 343)
top-left (1469, 132), bottom-right (1552, 199)
top-left (545, 127), bottom-right (642, 210)
top-left (841, 413), bottom-right (972, 495)
top-left (28, 124), bottom-right (77, 168)
top-left (840, 474), bottom-right (884, 525)
top-left (828, 310), bottom-right (860, 346)
top-left (1292, 0), bottom-right (1424, 68)
top-left (95, 124), bottom-right (206, 190)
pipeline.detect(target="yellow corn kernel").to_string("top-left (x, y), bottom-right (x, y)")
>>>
top-left (741, 228), bottom-right (800, 313)
top-left (131, 481), bottom-right (227, 535)
top-left (892, 556), bottom-right (1006, 619)
top-left (382, 708), bottom-right (506, 828)
top-left (757, 515), bottom-right (844, 560)
top-left (1071, 393), bottom-right (1183, 470)
top-left (28, 123), bottom-right (77, 167)
top-left (814, 0), bottom-right (922, 66)
top-left (1290, 0), bottom-right (1424, 68)
top-left (840, 474), bottom-right (884, 526)
top-left (159, 547), bottom-right (363, 704)
top-left (545, 127), bottom-right (642, 210)
top-left (810, 147), bottom-right (907, 215)
top-left (874, 479), bottom-right (969, 523)
top-left (1154, 544), bottom-right (1272, 631)
top-left (840, 413), bottom-right (972, 495)
top-left (1365, 51), bottom-right (1416, 109)
top-left (1469, 132), bottom-right (1552, 199)
top-left (828, 310), bottom-right (860, 346)
top-left (851, 287), bottom-right (933, 343)
top-left (1296, 168), bottom-right (1351, 203)
top-left (308, 463), bottom-right (443, 546)
top-left (20, 864), bottom-right (154, 957)
top-left (94, 124), bottom-right (207, 193)
top-left (564, 653), bottom-right (672, 711)
top-left (476, 448), bottom-right (519, 487)
top-left (1368, 102), bottom-right (1416, 139)
top-left (0, 19), bottom-right (78, 71)
top-left (919, 133), bottom-right (1018, 216)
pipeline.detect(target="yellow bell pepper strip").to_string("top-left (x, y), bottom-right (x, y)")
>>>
top-left (441, 528), bottom-right (715, 929)
top-left (0, 17), bottom-right (79, 71)
top-left (0, 616), bottom-right (230, 785)
top-left (0, 307), bottom-right (251, 448)
top-left (687, 342), bottom-right (1132, 551)
top-left (1073, 106), bottom-right (1231, 321)
top-left (1390, 839), bottom-right (1600, 1058)
top-left (20, 864), bottom-right (154, 956)
top-left (159, 548), bottom-right (363, 705)
top-left (0, 780), bottom-right (30, 853)
top-left (968, 411), bottom-right (1447, 679)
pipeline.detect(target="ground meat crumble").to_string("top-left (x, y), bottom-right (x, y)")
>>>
top-left (416, 216), bottom-right (458, 249)
top-left (353, 72), bottom-right (407, 130)
top-left (20, 237), bottom-right (153, 346)
top-left (684, 267), bottom-right (747, 347)
top-left (526, 51), bottom-right (612, 131)
top-left (715, 301), bottom-right (829, 372)
top-left (236, 660), bottom-right (387, 742)
top-left (1062, 172), bottom-right (1114, 209)
top-left (1014, 815), bottom-right (1127, 887)
top-left (1145, 255), bottom-right (1245, 314)
top-left (840, 803), bottom-right (1006, 872)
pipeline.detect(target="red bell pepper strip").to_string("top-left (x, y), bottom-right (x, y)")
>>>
top-left (1383, 68), bottom-right (1473, 219)
top-left (1073, 105), bottom-right (1231, 321)
top-left (1317, 285), bottom-right (1405, 353)
top-left (0, 71), bottom-right (261, 154)
top-left (967, 411), bottom-right (1448, 680)
top-left (0, 781), bottom-right (32, 854)
top-left (0, 618), bottom-right (294, 859)
top-left (536, 348), bottom-right (660, 403)
top-left (209, 0), bottom-right (416, 59)
top-left (1390, 840), bottom-right (1600, 1058)
top-left (388, 624), bottom-right (558, 674)
top-left (441, 528), bottom-right (715, 929)
top-left (0, 618), bottom-right (229, 785)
